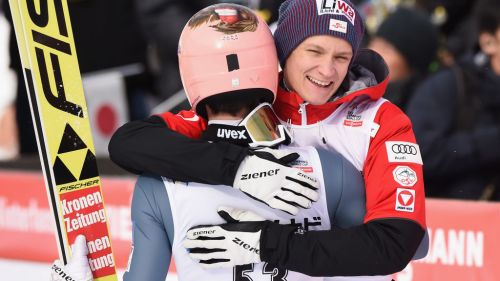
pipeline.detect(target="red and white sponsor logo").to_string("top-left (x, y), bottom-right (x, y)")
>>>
top-left (292, 159), bottom-right (314, 173)
top-left (343, 119), bottom-right (363, 127)
top-left (296, 166), bottom-right (314, 173)
top-left (329, 19), bottom-right (348, 33)
top-left (395, 188), bottom-right (415, 212)
top-left (393, 166), bottom-right (418, 187)
top-left (60, 186), bottom-right (115, 278)
top-left (343, 104), bottom-right (363, 127)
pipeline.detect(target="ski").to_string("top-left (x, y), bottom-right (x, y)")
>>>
top-left (7, 0), bottom-right (118, 280)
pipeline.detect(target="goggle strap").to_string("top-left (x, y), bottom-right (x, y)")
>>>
top-left (201, 124), bottom-right (252, 146)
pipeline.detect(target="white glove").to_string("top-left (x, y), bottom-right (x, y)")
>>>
top-left (233, 147), bottom-right (320, 215)
top-left (183, 221), bottom-right (265, 269)
top-left (50, 235), bottom-right (93, 281)
top-left (217, 206), bottom-right (265, 222)
top-left (183, 206), bottom-right (267, 269)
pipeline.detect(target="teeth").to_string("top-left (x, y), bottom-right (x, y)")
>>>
top-left (307, 76), bottom-right (332, 87)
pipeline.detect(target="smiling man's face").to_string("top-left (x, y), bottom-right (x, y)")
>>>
top-left (283, 35), bottom-right (353, 105)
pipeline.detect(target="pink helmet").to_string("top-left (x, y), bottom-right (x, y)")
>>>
top-left (178, 4), bottom-right (278, 117)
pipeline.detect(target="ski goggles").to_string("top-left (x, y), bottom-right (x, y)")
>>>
top-left (239, 103), bottom-right (292, 148)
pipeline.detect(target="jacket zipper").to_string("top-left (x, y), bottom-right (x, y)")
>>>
top-left (298, 102), bottom-right (308, 125)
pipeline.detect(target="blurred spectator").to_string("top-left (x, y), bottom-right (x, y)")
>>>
top-left (0, 3), bottom-right (18, 160)
top-left (2, 0), bottom-right (37, 155)
top-left (133, 0), bottom-right (219, 110)
top-left (68, 0), bottom-right (151, 121)
top-left (2, 0), bottom-right (151, 155)
top-left (2, 0), bottom-right (283, 156)
top-left (251, 0), bottom-right (285, 23)
top-left (417, 0), bottom-right (479, 65)
top-left (368, 7), bottom-right (439, 111)
top-left (359, 0), bottom-right (417, 34)
top-left (406, 0), bottom-right (500, 201)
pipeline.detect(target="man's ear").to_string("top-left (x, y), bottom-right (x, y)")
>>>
top-left (479, 32), bottom-right (498, 55)
top-left (205, 104), bottom-right (214, 119)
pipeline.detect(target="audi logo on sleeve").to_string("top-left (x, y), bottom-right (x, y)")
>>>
top-left (392, 144), bottom-right (418, 155)
top-left (385, 141), bottom-right (423, 164)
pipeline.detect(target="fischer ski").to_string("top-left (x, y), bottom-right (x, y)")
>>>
top-left (7, 0), bottom-right (118, 280)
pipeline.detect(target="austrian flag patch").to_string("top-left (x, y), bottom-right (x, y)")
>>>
top-left (395, 188), bottom-right (415, 213)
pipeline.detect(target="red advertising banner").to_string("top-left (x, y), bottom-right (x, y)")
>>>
top-left (0, 171), bottom-right (134, 268)
top-left (394, 199), bottom-right (500, 281)
top-left (60, 185), bottom-right (115, 277)
top-left (1, 170), bottom-right (499, 280)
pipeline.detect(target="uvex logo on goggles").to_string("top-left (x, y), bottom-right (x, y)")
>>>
top-left (217, 128), bottom-right (248, 140)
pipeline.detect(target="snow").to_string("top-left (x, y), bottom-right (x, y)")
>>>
top-left (0, 258), bottom-right (178, 281)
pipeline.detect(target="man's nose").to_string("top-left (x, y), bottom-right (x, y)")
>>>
top-left (317, 60), bottom-right (337, 78)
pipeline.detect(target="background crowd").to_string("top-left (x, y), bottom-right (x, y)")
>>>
top-left (0, 0), bottom-right (499, 201)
